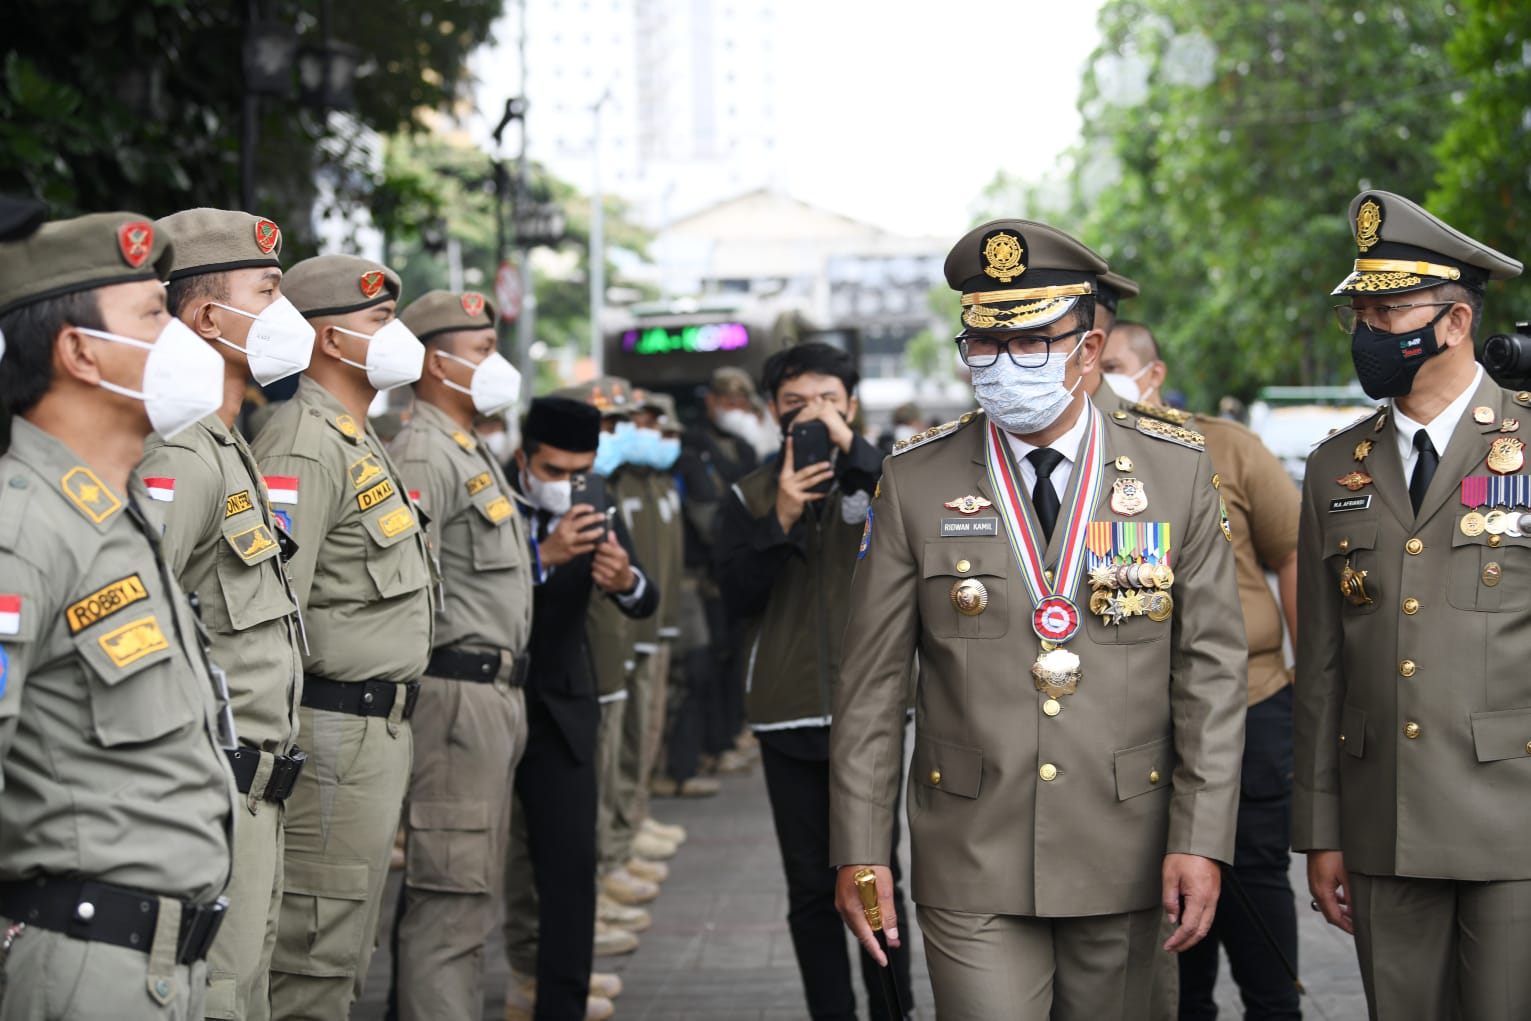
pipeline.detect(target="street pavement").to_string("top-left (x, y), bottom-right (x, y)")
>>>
top-left (359, 754), bottom-right (1367, 1020)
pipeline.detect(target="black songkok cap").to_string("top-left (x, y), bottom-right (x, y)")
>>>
top-left (523, 396), bottom-right (601, 453)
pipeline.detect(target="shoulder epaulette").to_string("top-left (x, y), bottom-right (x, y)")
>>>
top-left (0, 469), bottom-right (33, 551)
top-left (1311, 405), bottom-right (1387, 451)
top-left (891, 411), bottom-right (979, 457)
top-left (1130, 413), bottom-right (1206, 451)
top-left (1130, 401), bottom-right (1193, 426)
top-left (287, 405), bottom-right (329, 460)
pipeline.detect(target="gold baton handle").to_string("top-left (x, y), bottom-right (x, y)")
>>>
top-left (853, 868), bottom-right (883, 932)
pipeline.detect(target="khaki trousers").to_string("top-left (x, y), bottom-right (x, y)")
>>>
top-left (202, 790), bottom-right (283, 1020)
top-left (608, 648), bottom-right (660, 870)
top-left (594, 695), bottom-right (629, 876)
top-left (633, 642), bottom-right (670, 829)
top-left (268, 707), bottom-right (412, 1021)
top-left (1350, 870), bottom-right (1531, 1021)
top-left (1, 915), bottom-right (208, 1020)
top-left (917, 903), bottom-right (1161, 1021)
top-left (394, 671), bottom-right (527, 1021)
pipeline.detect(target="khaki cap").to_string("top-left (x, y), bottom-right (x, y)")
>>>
top-left (1097, 270), bottom-right (1140, 315)
top-left (553, 375), bottom-right (635, 417)
top-left (283, 254), bottom-right (402, 318)
top-left (707, 366), bottom-right (757, 400)
top-left (944, 219), bottom-right (1108, 333)
top-left (400, 289), bottom-right (497, 341)
top-left (1333, 190), bottom-right (1522, 296)
top-left (634, 388), bottom-right (679, 429)
top-left (154, 208), bottom-right (282, 281)
top-left (0, 212), bottom-right (172, 316)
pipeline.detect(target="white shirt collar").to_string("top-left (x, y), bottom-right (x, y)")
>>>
top-left (1003, 398), bottom-right (1092, 497)
top-left (1392, 364), bottom-right (1483, 464)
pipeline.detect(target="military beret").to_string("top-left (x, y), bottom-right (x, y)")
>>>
top-left (1097, 270), bottom-right (1140, 315)
top-left (0, 195), bottom-right (46, 242)
top-left (400, 289), bottom-right (497, 342)
top-left (553, 375), bottom-right (634, 418)
top-left (283, 254), bottom-right (402, 318)
top-left (523, 395), bottom-right (601, 452)
top-left (944, 219), bottom-right (1110, 333)
top-left (1333, 190), bottom-right (1522, 296)
top-left (707, 366), bottom-right (756, 399)
top-left (155, 208), bottom-right (282, 281)
top-left (0, 212), bottom-right (172, 316)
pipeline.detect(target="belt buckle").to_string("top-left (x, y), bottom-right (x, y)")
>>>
top-left (266, 749), bottom-right (307, 801)
top-left (402, 681), bottom-right (421, 719)
top-left (176, 897), bottom-right (227, 965)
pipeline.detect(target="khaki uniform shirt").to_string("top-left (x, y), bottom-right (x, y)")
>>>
top-left (615, 467), bottom-right (665, 651)
top-left (830, 405), bottom-right (1247, 917)
top-left (0, 420), bottom-right (234, 901)
top-left (141, 415), bottom-right (303, 753)
top-left (388, 401), bottom-right (533, 656)
top-left (1293, 376), bottom-right (1531, 880)
top-left (249, 377), bottom-right (433, 683)
top-left (646, 469), bottom-right (685, 640)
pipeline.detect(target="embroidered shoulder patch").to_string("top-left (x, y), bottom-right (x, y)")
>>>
top-left (61, 467), bottom-right (122, 524)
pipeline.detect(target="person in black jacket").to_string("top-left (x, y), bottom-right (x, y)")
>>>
top-left (715, 344), bottom-right (912, 1021)
top-left (502, 396), bottom-right (659, 1021)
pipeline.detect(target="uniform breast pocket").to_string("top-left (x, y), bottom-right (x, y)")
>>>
top-left (1448, 529), bottom-right (1531, 611)
top-left (74, 611), bottom-right (198, 746)
top-left (919, 540), bottom-right (1009, 639)
top-left (1324, 519), bottom-right (1381, 616)
top-left (211, 522), bottom-right (295, 632)
top-left (468, 490), bottom-right (523, 572)
top-left (359, 502), bottom-right (431, 599)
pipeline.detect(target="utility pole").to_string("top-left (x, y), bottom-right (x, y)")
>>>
top-left (514, 0), bottom-right (535, 403)
top-left (590, 86), bottom-right (611, 377)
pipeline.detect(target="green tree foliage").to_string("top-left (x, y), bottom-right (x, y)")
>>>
top-left (0, 0), bottom-right (500, 252)
top-left (979, 2), bottom-right (1472, 408)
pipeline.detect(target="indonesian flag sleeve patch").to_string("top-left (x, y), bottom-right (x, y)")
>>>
top-left (0, 594), bottom-right (20, 636)
top-left (142, 477), bottom-right (176, 503)
top-left (264, 476), bottom-right (300, 505)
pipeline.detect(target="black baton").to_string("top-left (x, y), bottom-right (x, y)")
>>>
top-left (853, 867), bottom-right (907, 1021)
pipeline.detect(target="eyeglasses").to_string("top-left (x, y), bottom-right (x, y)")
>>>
top-left (1333, 301), bottom-right (1453, 335)
top-left (956, 327), bottom-right (1088, 368)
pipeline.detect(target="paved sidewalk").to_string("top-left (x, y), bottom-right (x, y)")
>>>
top-left (358, 762), bottom-right (1366, 1020)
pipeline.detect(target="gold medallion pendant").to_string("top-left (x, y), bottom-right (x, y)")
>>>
top-left (1461, 511), bottom-right (1488, 537)
top-left (1487, 436), bottom-right (1526, 475)
top-left (1031, 647), bottom-right (1080, 700)
top-left (1110, 477), bottom-right (1148, 517)
top-left (1145, 590), bottom-right (1174, 622)
top-left (950, 578), bottom-right (989, 616)
top-left (1339, 559), bottom-right (1373, 607)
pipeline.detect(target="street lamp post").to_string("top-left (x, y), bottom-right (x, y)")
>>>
top-left (590, 86), bottom-right (612, 377)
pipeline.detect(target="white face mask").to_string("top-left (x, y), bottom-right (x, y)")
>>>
top-left (80, 318), bottom-right (224, 439)
top-left (436, 349), bottom-right (522, 415)
top-left (484, 431), bottom-right (513, 464)
top-left (715, 407), bottom-right (760, 442)
top-left (209, 296), bottom-right (315, 385)
top-left (1103, 362), bottom-right (1153, 403)
top-left (521, 463), bottom-right (572, 515)
top-left (335, 319), bottom-right (424, 391)
top-left (971, 334), bottom-right (1087, 436)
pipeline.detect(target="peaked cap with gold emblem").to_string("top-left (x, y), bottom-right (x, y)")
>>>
top-left (944, 218), bottom-right (1109, 333)
top-left (1097, 270), bottom-right (1140, 316)
top-left (154, 207), bottom-right (283, 281)
top-left (400, 288), bottom-right (498, 342)
top-left (553, 375), bottom-right (635, 419)
top-left (283, 254), bottom-right (402, 318)
top-left (0, 211), bottom-right (172, 316)
top-left (1332, 190), bottom-right (1521, 296)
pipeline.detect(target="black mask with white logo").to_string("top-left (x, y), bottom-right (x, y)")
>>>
top-left (1350, 305), bottom-right (1451, 399)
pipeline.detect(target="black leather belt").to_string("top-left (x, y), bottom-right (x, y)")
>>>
top-left (0, 877), bottom-right (226, 965)
top-left (225, 747), bottom-right (307, 801)
top-left (301, 675), bottom-right (420, 720)
top-left (426, 647), bottom-right (529, 687)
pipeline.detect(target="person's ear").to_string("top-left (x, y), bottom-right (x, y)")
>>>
top-left (1443, 302), bottom-right (1474, 349)
top-left (846, 395), bottom-right (860, 422)
top-left (55, 325), bottom-right (106, 386)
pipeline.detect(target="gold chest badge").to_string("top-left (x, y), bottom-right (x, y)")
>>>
top-left (1336, 471), bottom-right (1373, 492)
top-left (982, 232), bottom-right (1025, 283)
top-left (1109, 477), bottom-right (1148, 517)
top-left (950, 578), bottom-right (989, 616)
top-left (1487, 436), bottom-right (1525, 475)
top-left (943, 494), bottom-right (993, 516)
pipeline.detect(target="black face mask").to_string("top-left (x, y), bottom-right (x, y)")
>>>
top-left (1350, 305), bottom-right (1451, 399)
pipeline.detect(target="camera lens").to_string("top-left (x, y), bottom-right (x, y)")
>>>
top-left (1483, 332), bottom-right (1531, 377)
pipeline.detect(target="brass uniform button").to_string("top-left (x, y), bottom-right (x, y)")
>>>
top-left (1399, 660), bottom-right (1417, 677)
top-left (1402, 597), bottom-right (1420, 615)
top-left (1406, 538), bottom-right (1424, 555)
top-left (955, 559), bottom-right (971, 574)
top-left (1340, 734), bottom-right (1347, 743)
top-left (1489, 534), bottom-right (1503, 548)
top-left (1525, 740), bottom-right (1531, 755)
top-left (1338, 538), bottom-right (1351, 553)
top-left (1039, 763), bottom-right (1058, 781)
top-left (1113, 411), bottom-right (1128, 420)
top-left (929, 770), bottom-right (942, 786)
top-left (1042, 698), bottom-right (1061, 717)
top-left (1149, 770), bottom-right (1161, 785)
top-left (1404, 722), bottom-right (1421, 739)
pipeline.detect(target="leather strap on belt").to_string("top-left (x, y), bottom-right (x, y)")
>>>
top-left (301, 675), bottom-right (421, 720)
top-left (426, 647), bottom-right (529, 688)
top-left (0, 877), bottom-right (226, 965)
top-left (225, 747), bottom-right (308, 801)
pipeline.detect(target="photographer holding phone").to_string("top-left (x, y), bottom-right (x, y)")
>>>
top-left (715, 343), bottom-right (911, 1021)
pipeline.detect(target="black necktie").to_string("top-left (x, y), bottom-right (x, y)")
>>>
top-left (1409, 428), bottom-right (1438, 514)
top-left (536, 509), bottom-right (552, 543)
top-left (1027, 448), bottom-right (1065, 542)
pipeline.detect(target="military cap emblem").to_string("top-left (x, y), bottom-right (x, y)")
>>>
top-left (359, 271), bottom-right (386, 299)
top-left (981, 231), bottom-right (1026, 283)
top-left (1355, 198), bottom-right (1382, 252)
top-left (254, 219), bottom-right (281, 255)
top-left (117, 221), bottom-right (153, 269)
top-left (461, 292), bottom-right (486, 318)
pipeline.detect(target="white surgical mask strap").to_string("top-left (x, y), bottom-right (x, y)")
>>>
top-left (76, 327), bottom-right (156, 402)
top-left (329, 325), bottom-right (374, 372)
top-left (435, 349), bottom-right (477, 397)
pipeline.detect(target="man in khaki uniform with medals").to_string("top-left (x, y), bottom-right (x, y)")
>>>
top-left (0, 213), bottom-right (236, 1018)
top-left (140, 208), bottom-right (310, 1021)
top-left (386, 289), bottom-right (533, 1020)
top-left (1296, 191), bottom-right (1528, 1020)
top-left (831, 218), bottom-right (1247, 1019)
top-left (250, 256), bottom-right (434, 1018)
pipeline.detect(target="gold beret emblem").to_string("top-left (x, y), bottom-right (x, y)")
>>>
top-left (982, 232), bottom-right (1026, 283)
top-left (1355, 198), bottom-right (1382, 252)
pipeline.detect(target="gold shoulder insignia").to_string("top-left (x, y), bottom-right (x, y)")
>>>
top-left (451, 430), bottom-right (477, 452)
top-left (1130, 401), bottom-right (1193, 426)
top-left (1516, 390), bottom-right (1531, 407)
top-left (891, 417), bottom-right (966, 457)
top-left (1311, 408), bottom-right (1385, 450)
top-left (1135, 415), bottom-right (1206, 450)
top-left (61, 467), bottom-right (122, 524)
top-left (333, 414), bottom-right (360, 440)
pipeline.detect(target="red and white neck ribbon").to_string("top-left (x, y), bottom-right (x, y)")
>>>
top-left (983, 404), bottom-right (1106, 643)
